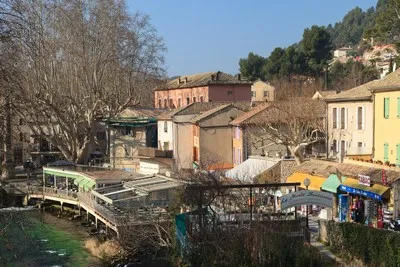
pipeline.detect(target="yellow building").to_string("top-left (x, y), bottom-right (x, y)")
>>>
top-left (371, 70), bottom-right (400, 164)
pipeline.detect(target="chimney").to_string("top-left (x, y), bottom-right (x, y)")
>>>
top-left (211, 74), bottom-right (215, 81)
top-left (185, 77), bottom-right (188, 83)
top-left (238, 74), bottom-right (241, 81)
top-left (216, 71), bottom-right (221, 81)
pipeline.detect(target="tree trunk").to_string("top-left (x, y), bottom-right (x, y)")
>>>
top-left (2, 93), bottom-right (14, 180)
top-left (289, 145), bottom-right (304, 165)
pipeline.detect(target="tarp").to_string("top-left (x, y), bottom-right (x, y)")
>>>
top-left (321, 174), bottom-right (346, 193)
top-left (225, 158), bottom-right (279, 183)
top-left (286, 172), bottom-right (326, 191)
top-left (339, 178), bottom-right (389, 201)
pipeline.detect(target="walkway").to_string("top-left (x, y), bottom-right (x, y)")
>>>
top-left (309, 218), bottom-right (346, 266)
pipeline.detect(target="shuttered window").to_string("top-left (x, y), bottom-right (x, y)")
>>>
top-left (340, 107), bottom-right (346, 129)
top-left (397, 144), bottom-right (400, 165)
top-left (333, 108), bottom-right (337, 129)
top-left (384, 97), bottom-right (390, 119)
top-left (397, 97), bottom-right (400, 118)
top-left (384, 143), bottom-right (389, 162)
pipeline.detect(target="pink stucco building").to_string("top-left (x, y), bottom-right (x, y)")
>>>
top-left (154, 71), bottom-right (252, 108)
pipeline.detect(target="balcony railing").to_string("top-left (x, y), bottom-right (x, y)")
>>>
top-left (138, 147), bottom-right (173, 158)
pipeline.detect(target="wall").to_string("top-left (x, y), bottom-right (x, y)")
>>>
top-left (157, 120), bottom-right (174, 152)
top-left (199, 126), bottom-right (233, 166)
top-left (154, 86), bottom-right (209, 108)
top-left (327, 101), bottom-right (373, 160)
top-left (374, 91), bottom-right (400, 164)
top-left (174, 123), bottom-right (194, 170)
top-left (208, 84), bottom-right (251, 102)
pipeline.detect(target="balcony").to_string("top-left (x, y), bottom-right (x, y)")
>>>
top-left (138, 147), bottom-right (173, 158)
top-left (30, 143), bottom-right (61, 154)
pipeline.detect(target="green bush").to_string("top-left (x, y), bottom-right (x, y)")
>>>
top-left (327, 221), bottom-right (400, 266)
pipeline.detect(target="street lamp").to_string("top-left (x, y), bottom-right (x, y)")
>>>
top-left (303, 178), bottom-right (311, 241)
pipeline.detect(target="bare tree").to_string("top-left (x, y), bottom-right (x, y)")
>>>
top-left (0, 0), bottom-right (166, 163)
top-left (244, 99), bottom-right (326, 165)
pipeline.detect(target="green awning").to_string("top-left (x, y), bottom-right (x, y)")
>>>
top-left (78, 178), bottom-right (96, 191)
top-left (321, 174), bottom-right (346, 193)
top-left (73, 177), bottom-right (84, 185)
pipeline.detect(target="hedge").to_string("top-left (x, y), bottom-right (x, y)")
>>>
top-left (327, 221), bottom-right (400, 266)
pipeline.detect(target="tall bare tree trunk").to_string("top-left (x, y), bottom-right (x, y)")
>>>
top-left (2, 93), bottom-right (14, 180)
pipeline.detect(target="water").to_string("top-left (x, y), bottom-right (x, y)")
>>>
top-left (0, 211), bottom-right (105, 267)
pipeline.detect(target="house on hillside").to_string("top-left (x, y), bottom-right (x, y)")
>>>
top-left (154, 71), bottom-right (252, 109)
top-left (325, 78), bottom-right (380, 161)
top-left (251, 80), bottom-right (275, 102)
top-left (312, 90), bottom-right (336, 100)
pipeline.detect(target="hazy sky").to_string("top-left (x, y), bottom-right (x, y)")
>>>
top-left (127, 0), bottom-right (378, 77)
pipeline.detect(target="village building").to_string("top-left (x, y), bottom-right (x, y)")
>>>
top-left (324, 80), bottom-right (377, 161)
top-left (370, 69), bottom-right (400, 165)
top-left (154, 71), bottom-right (252, 109)
top-left (251, 80), bottom-right (275, 102)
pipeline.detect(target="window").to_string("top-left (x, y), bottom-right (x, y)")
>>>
top-left (357, 107), bottom-right (365, 130)
top-left (357, 142), bottom-right (363, 147)
top-left (169, 99), bottom-right (174, 109)
top-left (252, 91), bottom-right (256, 97)
top-left (193, 97), bottom-right (197, 102)
top-left (397, 97), bottom-right (400, 118)
top-left (340, 107), bottom-right (346, 129)
top-left (332, 108), bottom-right (337, 129)
top-left (163, 142), bottom-right (170, 151)
top-left (186, 97), bottom-right (190, 105)
top-left (233, 148), bottom-right (236, 164)
top-left (158, 99), bottom-right (162, 108)
top-left (332, 140), bottom-right (337, 153)
top-left (234, 127), bottom-right (240, 139)
top-left (164, 98), bottom-right (167, 108)
top-left (178, 98), bottom-right (181, 108)
top-left (96, 131), bottom-right (106, 141)
top-left (384, 143), bottom-right (389, 162)
top-left (264, 91), bottom-right (269, 97)
top-left (384, 97), bottom-right (390, 119)
top-left (164, 121), bottom-right (168, 133)
top-left (200, 96), bottom-right (204, 102)
top-left (228, 91), bottom-right (233, 95)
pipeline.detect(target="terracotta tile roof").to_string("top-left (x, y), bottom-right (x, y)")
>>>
top-left (230, 99), bottom-right (325, 126)
top-left (155, 71), bottom-right (251, 91)
top-left (115, 107), bottom-right (164, 119)
top-left (370, 68), bottom-right (400, 92)
top-left (230, 103), bottom-right (270, 126)
top-left (294, 159), bottom-right (400, 184)
top-left (190, 104), bottom-right (231, 123)
top-left (324, 70), bottom-right (400, 102)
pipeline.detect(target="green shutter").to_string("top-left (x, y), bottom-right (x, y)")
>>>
top-left (397, 144), bottom-right (400, 165)
top-left (384, 97), bottom-right (390, 119)
top-left (398, 97), bottom-right (400, 118)
top-left (384, 143), bottom-right (389, 162)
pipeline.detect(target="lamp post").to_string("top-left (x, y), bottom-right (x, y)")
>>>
top-left (303, 178), bottom-right (311, 240)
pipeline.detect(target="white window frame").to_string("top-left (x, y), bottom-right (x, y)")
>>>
top-left (356, 106), bottom-right (366, 130)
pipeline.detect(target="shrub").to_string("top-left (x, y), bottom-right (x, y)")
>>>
top-left (327, 222), bottom-right (400, 266)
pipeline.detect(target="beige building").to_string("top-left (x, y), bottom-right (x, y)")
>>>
top-left (325, 81), bottom-right (376, 161)
top-left (251, 80), bottom-right (275, 102)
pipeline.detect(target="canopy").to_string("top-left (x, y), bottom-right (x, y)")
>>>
top-left (78, 178), bottom-right (96, 191)
top-left (339, 178), bottom-right (389, 201)
top-left (73, 176), bottom-right (84, 185)
top-left (321, 174), bottom-right (346, 193)
top-left (286, 172), bottom-right (326, 191)
top-left (225, 158), bottom-right (278, 183)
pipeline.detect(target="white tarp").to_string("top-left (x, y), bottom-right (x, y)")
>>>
top-left (225, 157), bottom-right (279, 183)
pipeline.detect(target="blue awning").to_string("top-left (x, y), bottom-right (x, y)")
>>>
top-left (339, 185), bottom-right (383, 201)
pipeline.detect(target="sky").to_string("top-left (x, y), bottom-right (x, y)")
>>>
top-left (127, 0), bottom-right (378, 77)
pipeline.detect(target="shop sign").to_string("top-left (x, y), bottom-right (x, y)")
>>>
top-left (382, 170), bottom-right (387, 186)
top-left (281, 190), bottom-right (334, 210)
top-left (139, 161), bottom-right (159, 174)
top-left (358, 175), bottom-right (371, 187)
top-left (339, 185), bottom-right (382, 201)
